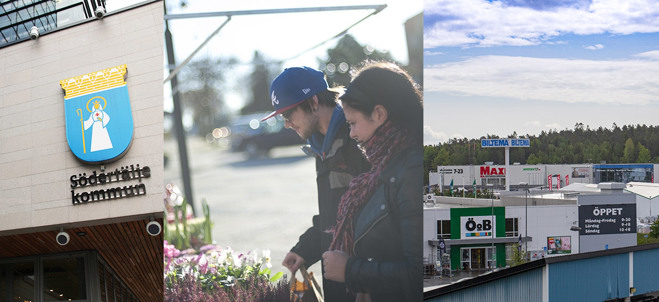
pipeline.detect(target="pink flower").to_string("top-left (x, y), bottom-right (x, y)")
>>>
top-left (164, 241), bottom-right (181, 258)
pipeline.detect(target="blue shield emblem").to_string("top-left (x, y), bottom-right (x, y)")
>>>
top-left (60, 65), bottom-right (133, 164)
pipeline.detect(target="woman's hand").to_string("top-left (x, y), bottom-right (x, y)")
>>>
top-left (322, 250), bottom-right (349, 282)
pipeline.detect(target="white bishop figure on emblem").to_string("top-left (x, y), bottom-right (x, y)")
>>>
top-left (84, 100), bottom-right (113, 152)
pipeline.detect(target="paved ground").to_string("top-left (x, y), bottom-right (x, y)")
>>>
top-left (164, 137), bottom-right (322, 282)
top-left (423, 269), bottom-right (491, 291)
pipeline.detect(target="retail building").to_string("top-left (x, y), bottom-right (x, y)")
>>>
top-left (424, 183), bottom-right (639, 274)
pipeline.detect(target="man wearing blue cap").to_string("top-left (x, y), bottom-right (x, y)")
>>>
top-left (263, 66), bottom-right (369, 300)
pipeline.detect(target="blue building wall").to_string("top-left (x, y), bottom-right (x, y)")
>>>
top-left (425, 246), bottom-right (659, 301)
top-left (548, 253), bottom-right (629, 302)
top-left (633, 248), bottom-right (659, 295)
top-left (427, 268), bottom-right (543, 302)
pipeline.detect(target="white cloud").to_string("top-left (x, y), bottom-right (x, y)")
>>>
top-left (424, 55), bottom-right (659, 105)
top-left (584, 44), bottom-right (604, 50)
top-left (424, 50), bottom-right (445, 56)
top-left (424, 0), bottom-right (659, 48)
top-left (525, 120), bottom-right (541, 127)
top-left (545, 123), bottom-right (562, 130)
top-left (424, 125), bottom-right (449, 144)
top-left (635, 50), bottom-right (659, 60)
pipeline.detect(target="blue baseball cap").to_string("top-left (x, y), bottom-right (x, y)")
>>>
top-left (261, 66), bottom-right (328, 121)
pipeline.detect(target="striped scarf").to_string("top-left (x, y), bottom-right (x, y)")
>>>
top-left (328, 120), bottom-right (414, 255)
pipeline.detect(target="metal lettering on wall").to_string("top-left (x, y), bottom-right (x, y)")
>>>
top-left (70, 164), bottom-right (150, 205)
top-left (579, 204), bottom-right (636, 235)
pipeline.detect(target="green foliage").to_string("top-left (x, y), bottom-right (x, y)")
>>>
top-left (319, 34), bottom-right (397, 87)
top-left (240, 51), bottom-right (281, 115)
top-left (423, 124), bottom-right (659, 182)
top-left (166, 198), bottom-right (214, 250)
top-left (179, 58), bottom-right (236, 136)
top-left (650, 216), bottom-right (659, 239)
top-left (164, 243), bottom-right (284, 301)
top-left (637, 143), bottom-right (652, 163)
top-left (510, 246), bottom-right (527, 267)
top-left (637, 233), bottom-right (659, 245)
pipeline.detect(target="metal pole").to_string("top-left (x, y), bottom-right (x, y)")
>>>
top-left (491, 194), bottom-right (494, 269)
top-left (525, 187), bottom-right (528, 257)
top-left (165, 2), bottom-right (196, 216)
top-left (163, 5), bottom-right (387, 20)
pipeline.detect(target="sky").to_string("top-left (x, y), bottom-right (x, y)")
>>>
top-left (163, 0), bottom-right (422, 115)
top-left (423, 0), bottom-right (659, 145)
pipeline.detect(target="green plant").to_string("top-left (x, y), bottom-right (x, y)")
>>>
top-left (164, 242), bottom-right (284, 301)
top-left (650, 216), bottom-right (659, 239)
top-left (510, 246), bottom-right (527, 267)
top-left (166, 198), bottom-right (214, 250)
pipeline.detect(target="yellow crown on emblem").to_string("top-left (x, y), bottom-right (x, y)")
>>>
top-left (60, 65), bottom-right (127, 99)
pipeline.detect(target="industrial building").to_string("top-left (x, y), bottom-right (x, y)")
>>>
top-left (424, 243), bottom-right (659, 302)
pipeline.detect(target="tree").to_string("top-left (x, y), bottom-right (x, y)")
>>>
top-left (240, 51), bottom-right (281, 115)
top-left (637, 143), bottom-right (651, 163)
top-left (318, 34), bottom-right (396, 88)
top-left (433, 148), bottom-right (451, 167)
top-left (622, 138), bottom-right (636, 163)
top-left (650, 216), bottom-right (659, 239)
top-left (179, 57), bottom-right (235, 136)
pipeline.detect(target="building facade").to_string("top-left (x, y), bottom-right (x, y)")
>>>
top-left (430, 163), bottom-right (658, 191)
top-left (424, 187), bottom-right (638, 274)
top-left (0, 1), bottom-right (163, 301)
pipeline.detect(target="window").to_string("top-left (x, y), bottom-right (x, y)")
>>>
top-left (43, 256), bottom-right (87, 301)
top-left (0, 0), bottom-right (102, 47)
top-left (505, 217), bottom-right (519, 237)
top-left (0, 251), bottom-right (136, 302)
top-left (97, 254), bottom-right (137, 302)
top-left (593, 164), bottom-right (653, 184)
top-left (0, 260), bottom-right (35, 302)
top-left (436, 220), bottom-right (451, 239)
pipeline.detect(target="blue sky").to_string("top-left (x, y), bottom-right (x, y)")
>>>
top-left (423, 0), bottom-right (659, 145)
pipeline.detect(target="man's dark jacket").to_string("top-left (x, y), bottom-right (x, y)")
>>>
top-left (290, 105), bottom-right (370, 301)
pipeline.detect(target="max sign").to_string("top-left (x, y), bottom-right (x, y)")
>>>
top-left (60, 65), bottom-right (133, 164)
top-left (461, 216), bottom-right (496, 239)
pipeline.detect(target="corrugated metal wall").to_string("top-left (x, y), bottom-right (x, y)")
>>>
top-left (427, 268), bottom-right (543, 302)
top-left (548, 253), bottom-right (629, 302)
top-left (633, 248), bottom-right (659, 295)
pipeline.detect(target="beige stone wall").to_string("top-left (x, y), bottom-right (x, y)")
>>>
top-left (0, 1), bottom-right (163, 234)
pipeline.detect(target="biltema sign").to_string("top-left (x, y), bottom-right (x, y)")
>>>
top-left (60, 65), bottom-right (133, 164)
top-left (481, 138), bottom-right (530, 148)
top-left (461, 216), bottom-right (496, 239)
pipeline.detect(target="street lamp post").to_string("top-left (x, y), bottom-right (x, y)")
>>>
top-left (570, 225), bottom-right (582, 253)
top-left (519, 182), bottom-right (529, 259)
top-left (486, 183), bottom-right (494, 269)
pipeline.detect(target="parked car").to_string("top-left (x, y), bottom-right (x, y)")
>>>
top-left (227, 113), bottom-right (304, 158)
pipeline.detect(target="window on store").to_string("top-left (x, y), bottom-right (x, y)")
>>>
top-left (0, 251), bottom-right (136, 302)
top-left (436, 220), bottom-right (451, 239)
top-left (43, 255), bottom-right (87, 301)
top-left (0, 260), bottom-right (35, 302)
top-left (97, 254), bottom-right (137, 302)
top-left (505, 217), bottom-right (519, 237)
top-left (593, 165), bottom-right (653, 184)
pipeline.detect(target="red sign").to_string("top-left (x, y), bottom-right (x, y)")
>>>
top-left (480, 166), bottom-right (506, 177)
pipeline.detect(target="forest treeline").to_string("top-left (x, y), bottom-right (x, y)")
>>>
top-left (424, 123), bottom-right (659, 182)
